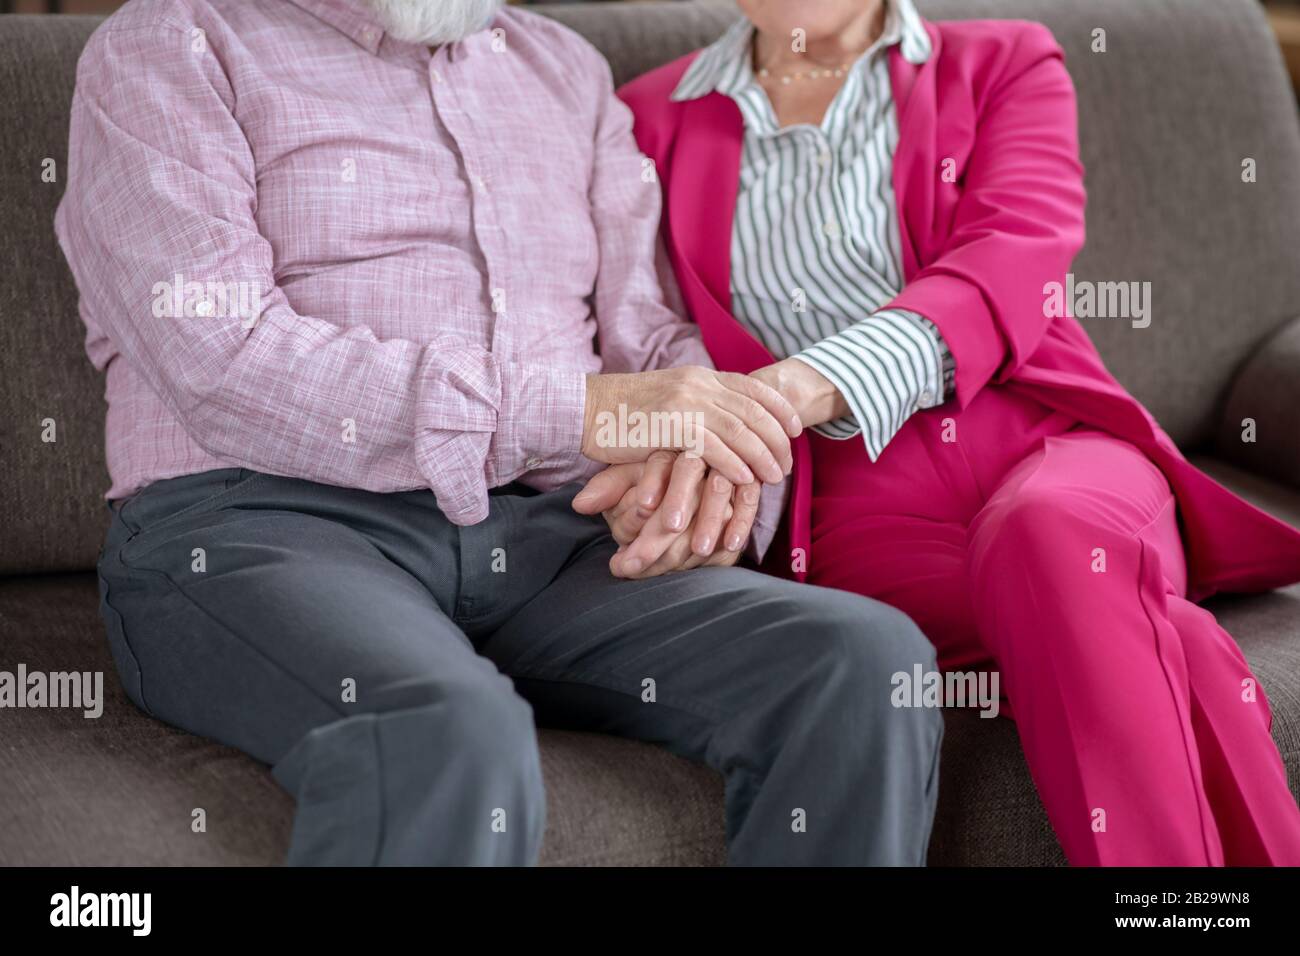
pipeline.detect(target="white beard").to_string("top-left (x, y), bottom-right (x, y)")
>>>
top-left (362, 0), bottom-right (505, 45)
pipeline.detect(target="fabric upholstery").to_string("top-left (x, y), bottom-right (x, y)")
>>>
top-left (1217, 316), bottom-right (1300, 490)
top-left (1, 1), bottom-right (1298, 866)
top-left (0, 15), bottom-right (107, 576)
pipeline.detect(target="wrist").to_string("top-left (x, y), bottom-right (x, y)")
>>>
top-left (755, 359), bottom-right (848, 428)
top-left (582, 373), bottom-right (605, 459)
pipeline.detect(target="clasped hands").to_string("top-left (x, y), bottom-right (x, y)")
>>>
top-left (572, 361), bottom-right (845, 579)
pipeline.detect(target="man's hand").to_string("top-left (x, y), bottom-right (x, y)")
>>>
top-left (574, 452), bottom-right (761, 578)
top-left (581, 367), bottom-right (802, 487)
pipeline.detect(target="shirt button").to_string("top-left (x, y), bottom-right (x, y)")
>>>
top-left (194, 300), bottom-right (214, 317)
top-left (361, 27), bottom-right (378, 44)
top-left (473, 174), bottom-right (489, 193)
top-left (822, 219), bottom-right (842, 240)
top-left (430, 69), bottom-right (442, 84)
top-left (919, 388), bottom-right (935, 406)
top-left (525, 457), bottom-right (543, 470)
top-left (817, 150), bottom-right (832, 168)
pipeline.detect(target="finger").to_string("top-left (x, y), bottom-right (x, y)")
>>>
top-left (604, 455), bottom-right (665, 542)
top-left (601, 484), bottom-right (642, 537)
top-left (703, 546), bottom-right (742, 568)
top-left (692, 426), bottom-right (755, 487)
top-left (605, 483), bottom-right (640, 524)
top-left (705, 408), bottom-right (785, 485)
top-left (572, 463), bottom-right (641, 514)
top-left (690, 470), bottom-right (733, 557)
top-left (712, 385), bottom-right (793, 479)
top-left (622, 530), bottom-right (706, 579)
top-left (609, 511), bottom-right (685, 577)
top-left (604, 486), bottom-right (648, 546)
top-left (719, 371), bottom-right (803, 438)
top-left (659, 454), bottom-right (708, 534)
top-left (633, 450), bottom-right (676, 513)
top-left (611, 462), bottom-right (706, 575)
top-left (722, 480), bottom-right (760, 554)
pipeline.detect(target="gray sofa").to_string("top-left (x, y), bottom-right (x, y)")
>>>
top-left (2, 0), bottom-right (1299, 866)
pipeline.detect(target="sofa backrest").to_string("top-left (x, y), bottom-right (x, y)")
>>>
top-left (1, 0), bottom-right (1298, 575)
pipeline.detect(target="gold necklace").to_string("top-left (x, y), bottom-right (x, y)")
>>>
top-left (756, 62), bottom-right (851, 85)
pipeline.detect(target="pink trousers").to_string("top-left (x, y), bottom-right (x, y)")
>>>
top-left (806, 385), bottom-right (1300, 865)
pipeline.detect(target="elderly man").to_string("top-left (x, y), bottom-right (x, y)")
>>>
top-left (55, 0), bottom-right (940, 866)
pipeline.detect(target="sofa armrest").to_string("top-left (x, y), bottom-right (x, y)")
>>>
top-left (1216, 314), bottom-right (1300, 489)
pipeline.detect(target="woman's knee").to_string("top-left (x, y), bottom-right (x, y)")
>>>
top-left (969, 485), bottom-right (1103, 586)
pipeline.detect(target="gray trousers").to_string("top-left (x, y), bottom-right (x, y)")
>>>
top-left (96, 468), bottom-right (942, 865)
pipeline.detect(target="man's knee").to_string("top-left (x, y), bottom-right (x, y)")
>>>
top-left (804, 588), bottom-right (935, 674)
top-left (740, 587), bottom-right (942, 812)
top-left (377, 678), bottom-right (543, 812)
top-left (754, 585), bottom-right (938, 716)
top-left (434, 679), bottom-right (541, 768)
top-left (392, 682), bottom-right (545, 863)
top-left (277, 676), bottom-right (545, 859)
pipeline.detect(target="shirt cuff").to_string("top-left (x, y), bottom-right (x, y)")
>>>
top-left (411, 359), bottom-right (587, 526)
top-left (792, 309), bottom-right (948, 461)
top-left (492, 362), bottom-right (587, 486)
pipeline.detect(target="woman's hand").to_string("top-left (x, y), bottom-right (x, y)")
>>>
top-left (748, 358), bottom-right (849, 431)
top-left (574, 452), bottom-right (761, 578)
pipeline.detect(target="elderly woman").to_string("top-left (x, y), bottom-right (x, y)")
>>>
top-left (578, 0), bottom-right (1300, 865)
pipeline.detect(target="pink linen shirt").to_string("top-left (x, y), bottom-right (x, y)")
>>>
top-left (54, 0), bottom-right (711, 526)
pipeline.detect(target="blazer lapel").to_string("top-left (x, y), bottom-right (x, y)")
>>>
top-left (668, 91), bottom-right (741, 313)
top-left (665, 91), bottom-right (780, 375)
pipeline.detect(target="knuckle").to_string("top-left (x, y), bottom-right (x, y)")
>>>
top-left (678, 453), bottom-right (707, 477)
top-left (701, 430), bottom-right (732, 465)
top-left (741, 397), bottom-right (768, 424)
top-left (752, 378), bottom-right (780, 403)
top-left (721, 415), bottom-right (747, 442)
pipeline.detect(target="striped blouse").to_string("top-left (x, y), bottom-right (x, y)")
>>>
top-left (671, 0), bottom-right (955, 459)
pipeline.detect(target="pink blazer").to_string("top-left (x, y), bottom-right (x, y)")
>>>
top-left (618, 17), bottom-right (1300, 600)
